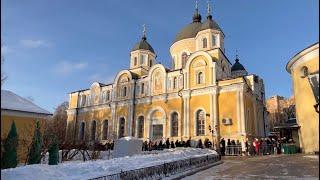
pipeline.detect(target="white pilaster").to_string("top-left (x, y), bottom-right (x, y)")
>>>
top-left (240, 89), bottom-right (245, 134)
top-left (111, 103), bottom-right (116, 138)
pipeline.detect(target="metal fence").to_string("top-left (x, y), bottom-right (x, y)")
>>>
top-left (225, 145), bottom-right (242, 156)
top-left (224, 144), bottom-right (278, 156)
top-left (89, 154), bottom-right (220, 180)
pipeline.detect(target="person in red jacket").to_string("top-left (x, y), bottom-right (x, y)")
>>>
top-left (253, 138), bottom-right (260, 155)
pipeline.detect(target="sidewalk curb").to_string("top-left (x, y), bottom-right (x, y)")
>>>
top-left (168, 160), bottom-right (224, 180)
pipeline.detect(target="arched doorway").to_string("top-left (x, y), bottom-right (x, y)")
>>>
top-left (148, 108), bottom-right (166, 141)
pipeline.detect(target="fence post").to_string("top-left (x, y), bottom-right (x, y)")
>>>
top-left (120, 169), bottom-right (123, 179)
top-left (164, 163), bottom-right (167, 177)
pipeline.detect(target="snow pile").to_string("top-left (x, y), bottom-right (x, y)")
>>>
top-left (1, 148), bottom-right (217, 180)
top-left (303, 155), bottom-right (319, 160)
top-left (113, 136), bottom-right (142, 158)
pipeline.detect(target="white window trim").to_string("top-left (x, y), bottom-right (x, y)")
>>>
top-left (194, 108), bottom-right (207, 136)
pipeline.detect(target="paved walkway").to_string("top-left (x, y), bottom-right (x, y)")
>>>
top-left (182, 154), bottom-right (319, 179)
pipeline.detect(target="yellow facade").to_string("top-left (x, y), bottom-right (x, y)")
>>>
top-left (1, 114), bottom-right (47, 163)
top-left (286, 42), bottom-right (319, 154)
top-left (66, 6), bottom-right (267, 149)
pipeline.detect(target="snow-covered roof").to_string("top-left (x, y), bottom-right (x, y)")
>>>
top-left (1, 90), bottom-right (52, 115)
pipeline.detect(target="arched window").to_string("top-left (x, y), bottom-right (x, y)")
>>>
top-left (138, 116), bottom-right (144, 138)
top-left (122, 86), bottom-right (127, 97)
top-left (182, 52), bottom-right (188, 68)
top-left (134, 57), bottom-right (137, 66)
top-left (202, 38), bottom-right (207, 48)
top-left (173, 77), bottom-right (177, 89)
top-left (141, 83), bottom-right (145, 94)
top-left (140, 54), bottom-right (145, 64)
top-left (149, 59), bottom-right (152, 67)
top-left (79, 122), bottom-right (85, 141)
top-left (196, 110), bottom-right (205, 136)
top-left (101, 91), bottom-right (106, 103)
top-left (91, 120), bottom-right (96, 141)
top-left (197, 72), bottom-right (204, 84)
top-left (106, 90), bottom-right (110, 101)
top-left (119, 117), bottom-right (125, 138)
top-left (212, 35), bottom-right (216, 47)
top-left (102, 120), bottom-right (108, 140)
top-left (182, 52), bottom-right (188, 61)
top-left (81, 95), bottom-right (86, 107)
top-left (300, 66), bottom-right (309, 77)
top-left (171, 112), bottom-right (178, 137)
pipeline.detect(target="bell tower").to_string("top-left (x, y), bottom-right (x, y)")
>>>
top-left (130, 24), bottom-right (156, 76)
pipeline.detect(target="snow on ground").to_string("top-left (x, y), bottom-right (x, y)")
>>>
top-left (2, 148), bottom-right (217, 180)
top-left (39, 150), bottom-right (114, 165)
top-left (303, 155), bottom-right (319, 160)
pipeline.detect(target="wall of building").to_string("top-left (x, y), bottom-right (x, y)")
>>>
top-left (287, 43), bottom-right (319, 153)
top-left (1, 114), bottom-right (46, 164)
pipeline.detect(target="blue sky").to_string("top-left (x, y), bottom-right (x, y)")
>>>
top-left (1, 0), bottom-right (319, 112)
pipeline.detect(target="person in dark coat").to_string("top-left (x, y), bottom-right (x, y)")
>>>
top-left (266, 138), bottom-right (272, 155)
top-left (111, 140), bottom-right (114, 150)
top-left (148, 141), bottom-right (152, 151)
top-left (165, 138), bottom-right (170, 149)
top-left (158, 141), bottom-right (163, 150)
top-left (186, 138), bottom-right (191, 147)
top-left (227, 139), bottom-right (231, 155)
top-left (197, 139), bottom-right (204, 148)
top-left (204, 138), bottom-right (209, 148)
top-left (181, 141), bottom-right (186, 147)
top-left (153, 141), bottom-right (158, 150)
top-left (245, 140), bottom-right (249, 155)
top-left (170, 141), bottom-right (175, 148)
top-left (143, 141), bottom-right (148, 151)
top-left (175, 140), bottom-right (180, 147)
top-left (208, 141), bottom-right (213, 148)
top-left (220, 138), bottom-right (226, 156)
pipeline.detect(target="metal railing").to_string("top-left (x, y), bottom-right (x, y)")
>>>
top-left (89, 154), bottom-right (220, 180)
top-left (225, 145), bottom-right (242, 156)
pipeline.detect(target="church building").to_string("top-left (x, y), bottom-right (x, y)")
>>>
top-left (66, 2), bottom-right (267, 149)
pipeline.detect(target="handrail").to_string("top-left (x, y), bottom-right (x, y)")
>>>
top-left (89, 153), bottom-right (220, 180)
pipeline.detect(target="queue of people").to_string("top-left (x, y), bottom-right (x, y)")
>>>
top-left (141, 138), bottom-right (214, 151)
top-left (219, 137), bottom-right (296, 156)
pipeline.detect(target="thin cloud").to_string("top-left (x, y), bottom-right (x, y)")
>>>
top-left (1, 45), bottom-right (14, 54)
top-left (19, 39), bottom-right (51, 48)
top-left (53, 61), bottom-right (88, 76)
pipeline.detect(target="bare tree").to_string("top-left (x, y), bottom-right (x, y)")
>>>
top-left (45, 101), bottom-right (68, 145)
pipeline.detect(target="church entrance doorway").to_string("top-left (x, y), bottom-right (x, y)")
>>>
top-left (152, 124), bottom-right (163, 140)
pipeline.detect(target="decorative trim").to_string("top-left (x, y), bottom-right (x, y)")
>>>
top-left (219, 83), bottom-right (244, 93)
top-left (286, 43), bottom-right (319, 73)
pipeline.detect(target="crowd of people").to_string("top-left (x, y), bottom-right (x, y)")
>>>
top-left (219, 137), bottom-right (296, 156)
top-left (142, 138), bottom-right (214, 151)
top-left (103, 136), bottom-right (295, 156)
